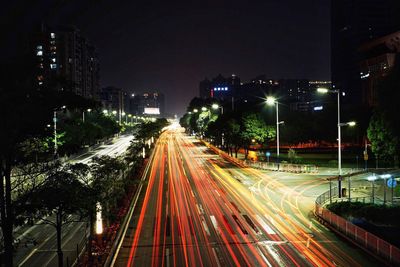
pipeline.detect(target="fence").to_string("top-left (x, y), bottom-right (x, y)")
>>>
top-left (203, 141), bottom-right (318, 173)
top-left (315, 193), bottom-right (400, 265)
top-left (243, 160), bottom-right (318, 174)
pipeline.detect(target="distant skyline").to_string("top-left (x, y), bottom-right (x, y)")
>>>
top-left (1, 1), bottom-right (330, 116)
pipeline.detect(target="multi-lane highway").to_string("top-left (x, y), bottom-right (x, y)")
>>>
top-left (113, 129), bottom-right (381, 267)
top-left (14, 134), bottom-right (133, 267)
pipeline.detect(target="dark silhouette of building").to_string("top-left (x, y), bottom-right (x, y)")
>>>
top-left (100, 86), bottom-right (129, 122)
top-left (199, 78), bottom-right (212, 99)
top-left (129, 92), bottom-right (165, 117)
top-left (32, 25), bottom-right (100, 99)
top-left (331, 0), bottom-right (400, 105)
top-left (359, 31), bottom-right (400, 107)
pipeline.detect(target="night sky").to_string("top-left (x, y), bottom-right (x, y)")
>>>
top-left (1, 0), bottom-right (330, 116)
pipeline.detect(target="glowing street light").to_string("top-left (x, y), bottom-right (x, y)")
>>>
top-left (95, 202), bottom-right (103, 234)
top-left (317, 87), bottom-right (355, 198)
top-left (102, 109), bottom-right (108, 115)
top-left (201, 106), bottom-right (207, 111)
top-left (193, 108), bottom-right (198, 113)
top-left (316, 87), bottom-right (329, 94)
top-left (266, 96), bottom-right (281, 161)
top-left (212, 103), bottom-right (224, 114)
top-left (82, 108), bottom-right (92, 123)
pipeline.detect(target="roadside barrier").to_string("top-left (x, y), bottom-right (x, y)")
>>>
top-left (315, 190), bottom-right (400, 265)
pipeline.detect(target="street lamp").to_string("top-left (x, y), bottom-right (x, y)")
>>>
top-left (266, 96), bottom-right (283, 161)
top-left (212, 103), bottom-right (224, 114)
top-left (82, 108), bottom-right (92, 123)
top-left (201, 106), bottom-right (207, 112)
top-left (367, 175), bottom-right (377, 204)
top-left (122, 112), bottom-right (127, 124)
top-left (317, 87), bottom-right (356, 198)
top-left (380, 174), bottom-right (391, 204)
top-left (53, 105), bottom-right (66, 158)
top-left (193, 108), bottom-right (198, 113)
top-left (128, 114), bottom-right (132, 125)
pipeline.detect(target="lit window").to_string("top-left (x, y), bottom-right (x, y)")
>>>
top-left (38, 81), bottom-right (43, 85)
top-left (51, 58), bottom-right (56, 62)
top-left (51, 32), bottom-right (56, 39)
top-left (36, 50), bottom-right (43, 56)
top-left (50, 64), bottom-right (57, 69)
top-left (37, 45), bottom-right (43, 50)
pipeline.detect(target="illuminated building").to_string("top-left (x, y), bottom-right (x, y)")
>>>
top-left (32, 25), bottom-right (100, 99)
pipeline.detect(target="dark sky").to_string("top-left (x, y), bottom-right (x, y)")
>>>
top-left (1, 0), bottom-right (330, 116)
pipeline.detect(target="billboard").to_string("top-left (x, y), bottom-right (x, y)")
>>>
top-left (144, 107), bottom-right (160, 115)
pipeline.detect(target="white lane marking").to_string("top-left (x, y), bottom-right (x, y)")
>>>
top-left (190, 189), bottom-right (195, 197)
top-left (210, 215), bottom-right (219, 231)
top-left (256, 246), bottom-right (272, 267)
top-left (256, 215), bottom-right (276, 235)
top-left (166, 248), bottom-right (170, 267)
top-left (196, 204), bottom-right (201, 214)
top-left (18, 248), bottom-right (38, 267)
top-left (201, 218), bottom-right (211, 236)
top-left (224, 203), bottom-right (232, 213)
top-left (212, 248), bottom-right (221, 267)
top-left (214, 189), bottom-right (221, 197)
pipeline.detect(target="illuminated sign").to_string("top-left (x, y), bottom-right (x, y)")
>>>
top-left (144, 107), bottom-right (160, 115)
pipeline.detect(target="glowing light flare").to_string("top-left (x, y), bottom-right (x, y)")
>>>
top-left (95, 202), bottom-right (103, 234)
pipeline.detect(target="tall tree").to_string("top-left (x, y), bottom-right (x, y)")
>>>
top-left (18, 163), bottom-right (89, 267)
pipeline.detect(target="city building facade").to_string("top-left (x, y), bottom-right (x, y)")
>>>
top-left (32, 25), bottom-right (100, 99)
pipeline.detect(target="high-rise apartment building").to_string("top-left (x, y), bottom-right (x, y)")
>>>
top-left (32, 25), bottom-right (100, 99)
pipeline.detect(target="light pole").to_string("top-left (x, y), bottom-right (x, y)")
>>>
top-left (380, 174), bottom-right (391, 205)
top-left (128, 114), bottom-right (132, 125)
top-left (53, 105), bottom-right (66, 158)
top-left (266, 97), bottom-right (283, 161)
top-left (212, 104), bottom-right (224, 146)
top-left (82, 108), bottom-right (91, 123)
top-left (367, 175), bottom-right (377, 204)
top-left (317, 88), bottom-right (356, 198)
top-left (122, 112), bottom-right (127, 124)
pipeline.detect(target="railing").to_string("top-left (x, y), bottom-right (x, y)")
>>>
top-left (243, 160), bottom-right (318, 173)
top-left (202, 141), bottom-right (318, 174)
top-left (315, 193), bottom-right (400, 265)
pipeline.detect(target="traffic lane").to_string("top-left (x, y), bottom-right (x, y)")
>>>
top-left (181, 136), bottom-right (349, 266)
top-left (176, 134), bottom-right (307, 266)
top-left (206, 154), bottom-right (380, 267)
top-left (18, 221), bottom-right (86, 267)
top-left (125, 136), bottom-right (167, 266)
top-left (120, 132), bottom-right (217, 266)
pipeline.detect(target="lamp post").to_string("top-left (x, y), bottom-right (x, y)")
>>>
top-left (82, 108), bottom-right (91, 123)
top-left (266, 97), bottom-right (283, 161)
top-left (212, 104), bottom-right (224, 146)
top-left (367, 175), bottom-right (377, 204)
top-left (122, 112), bottom-right (127, 124)
top-left (128, 114), bottom-right (132, 125)
top-left (53, 105), bottom-right (66, 158)
top-left (317, 88), bottom-right (356, 198)
top-left (380, 174), bottom-right (391, 205)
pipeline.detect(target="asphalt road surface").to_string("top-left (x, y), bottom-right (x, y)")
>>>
top-left (113, 129), bottom-right (381, 267)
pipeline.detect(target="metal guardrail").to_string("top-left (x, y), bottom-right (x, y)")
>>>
top-left (243, 160), bottom-right (318, 173)
top-left (315, 190), bottom-right (400, 265)
top-left (202, 141), bottom-right (318, 174)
